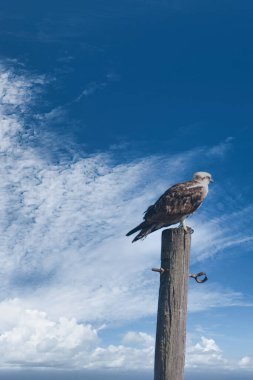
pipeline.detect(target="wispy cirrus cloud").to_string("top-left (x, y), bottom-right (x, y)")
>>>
top-left (189, 285), bottom-right (253, 312)
top-left (190, 206), bottom-right (253, 262)
top-left (74, 70), bottom-right (120, 102)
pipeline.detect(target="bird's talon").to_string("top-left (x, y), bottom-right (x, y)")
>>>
top-left (182, 226), bottom-right (194, 234)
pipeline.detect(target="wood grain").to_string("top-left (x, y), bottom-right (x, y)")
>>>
top-left (154, 228), bottom-right (191, 380)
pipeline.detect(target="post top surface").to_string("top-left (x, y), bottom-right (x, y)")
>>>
top-left (162, 227), bottom-right (192, 236)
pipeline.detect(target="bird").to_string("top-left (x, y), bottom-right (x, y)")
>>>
top-left (126, 171), bottom-right (213, 242)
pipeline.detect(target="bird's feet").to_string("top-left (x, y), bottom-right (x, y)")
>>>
top-left (178, 222), bottom-right (194, 234)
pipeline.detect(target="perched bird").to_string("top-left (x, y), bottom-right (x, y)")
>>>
top-left (126, 171), bottom-right (213, 242)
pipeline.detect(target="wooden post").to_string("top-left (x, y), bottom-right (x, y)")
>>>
top-left (154, 228), bottom-right (191, 380)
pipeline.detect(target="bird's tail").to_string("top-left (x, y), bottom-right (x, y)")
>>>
top-left (126, 222), bottom-right (147, 237)
top-left (128, 223), bottom-right (163, 243)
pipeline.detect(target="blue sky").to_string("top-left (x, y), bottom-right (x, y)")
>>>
top-left (0, 0), bottom-right (253, 379)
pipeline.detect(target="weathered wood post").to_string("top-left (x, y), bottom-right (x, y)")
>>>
top-left (154, 227), bottom-right (191, 380)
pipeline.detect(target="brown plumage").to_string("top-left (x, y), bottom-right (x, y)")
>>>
top-left (126, 171), bottom-right (213, 242)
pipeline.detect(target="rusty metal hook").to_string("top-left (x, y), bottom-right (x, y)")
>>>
top-left (189, 272), bottom-right (208, 283)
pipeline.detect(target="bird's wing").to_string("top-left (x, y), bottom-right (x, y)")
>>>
top-left (144, 181), bottom-right (206, 223)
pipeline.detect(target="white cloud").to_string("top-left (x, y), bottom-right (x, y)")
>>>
top-left (206, 137), bottom-right (233, 158)
top-left (0, 298), bottom-right (249, 372)
top-left (0, 298), bottom-right (154, 369)
top-left (189, 286), bottom-right (253, 312)
top-left (186, 335), bottom-right (253, 371)
top-left (39, 106), bottom-right (67, 123)
top-left (190, 336), bottom-right (222, 353)
top-left (88, 334), bottom-right (252, 371)
top-left (85, 343), bottom-right (154, 370)
top-left (0, 67), bottom-right (31, 108)
top-left (122, 332), bottom-right (154, 348)
top-left (74, 70), bottom-right (119, 103)
top-left (238, 356), bottom-right (252, 367)
top-left (0, 299), bottom-right (98, 368)
top-left (186, 336), bottom-right (226, 368)
top-left (0, 299), bottom-right (153, 370)
top-left (190, 207), bottom-right (253, 262)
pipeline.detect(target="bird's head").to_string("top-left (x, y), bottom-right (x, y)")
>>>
top-left (193, 171), bottom-right (214, 184)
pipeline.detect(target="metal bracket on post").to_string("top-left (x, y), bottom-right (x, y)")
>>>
top-left (152, 267), bottom-right (166, 274)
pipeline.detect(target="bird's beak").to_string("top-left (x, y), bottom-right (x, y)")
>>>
top-left (210, 178), bottom-right (214, 183)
